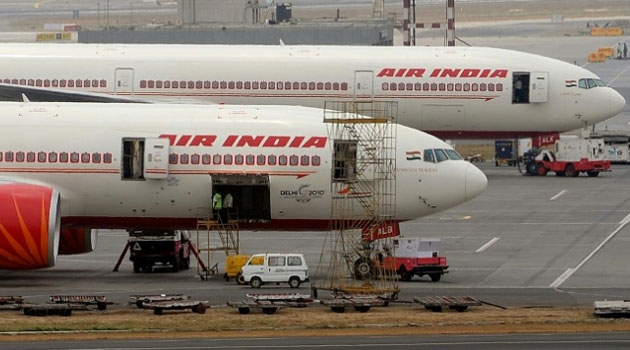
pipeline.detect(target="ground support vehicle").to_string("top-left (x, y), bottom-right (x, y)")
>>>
top-left (49, 295), bottom-right (112, 310)
top-left (228, 293), bottom-right (313, 315)
top-left (130, 294), bottom-right (190, 308)
top-left (142, 300), bottom-right (208, 315)
top-left (495, 140), bottom-right (518, 166)
top-left (224, 254), bottom-right (250, 284)
top-left (321, 296), bottom-right (387, 313)
top-left (525, 148), bottom-right (611, 177)
top-left (240, 253), bottom-right (309, 289)
top-left (128, 230), bottom-right (191, 273)
top-left (413, 296), bottom-right (482, 313)
top-left (374, 238), bottom-right (448, 282)
top-left (22, 303), bottom-right (88, 317)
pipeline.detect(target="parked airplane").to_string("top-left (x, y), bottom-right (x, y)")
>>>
top-left (0, 44), bottom-right (624, 139)
top-left (0, 102), bottom-right (486, 269)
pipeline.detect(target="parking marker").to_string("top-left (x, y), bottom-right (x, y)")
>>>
top-left (550, 190), bottom-right (567, 201)
top-left (475, 237), bottom-right (500, 253)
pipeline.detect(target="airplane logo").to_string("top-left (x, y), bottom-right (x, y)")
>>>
top-left (565, 80), bottom-right (577, 88)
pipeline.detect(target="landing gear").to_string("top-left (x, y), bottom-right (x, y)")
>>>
top-left (354, 258), bottom-right (375, 280)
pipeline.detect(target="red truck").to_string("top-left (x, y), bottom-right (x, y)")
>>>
top-left (525, 138), bottom-right (611, 177)
top-left (375, 238), bottom-right (448, 282)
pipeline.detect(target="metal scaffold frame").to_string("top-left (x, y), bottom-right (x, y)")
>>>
top-left (194, 208), bottom-right (240, 279)
top-left (314, 100), bottom-right (400, 298)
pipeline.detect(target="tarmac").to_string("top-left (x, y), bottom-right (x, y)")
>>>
top-left (2, 162), bottom-right (630, 307)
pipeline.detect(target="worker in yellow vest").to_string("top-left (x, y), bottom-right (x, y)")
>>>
top-left (212, 192), bottom-right (222, 221)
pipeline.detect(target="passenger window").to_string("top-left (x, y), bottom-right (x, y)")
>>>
top-left (434, 149), bottom-right (448, 162)
top-left (578, 79), bottom-right (587, 89)
top-left (268, 256), bottom-right (286, 266)
top-left (288, 256), bottom-right (302, 266)
top-left (423, 149), bottom-right (435, 163)
top-left (445, 149), bottom-right (463, 160)
top-left (587, 79), bottom-right (596, 89)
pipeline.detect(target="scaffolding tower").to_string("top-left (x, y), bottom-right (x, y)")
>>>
top-left (314, 100), bottom-right (399, 298)
top-left (195, 209), bottom-right (240, 279)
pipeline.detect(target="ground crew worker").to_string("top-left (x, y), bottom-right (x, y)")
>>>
top-left (212, 192), bottom-right (222, 221)
top-left (224, 192), bottom-right (233, 222)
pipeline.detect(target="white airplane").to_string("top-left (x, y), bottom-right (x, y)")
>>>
top-left (0, 102), bottom-right (486, 269)
top-left (0, 43), bottom-right (624, 139)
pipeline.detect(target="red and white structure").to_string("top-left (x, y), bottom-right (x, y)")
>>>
top-left (403, 0), bottom-right (456, 46)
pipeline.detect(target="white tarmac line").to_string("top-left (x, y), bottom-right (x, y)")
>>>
top-left (550, 211), bottom-right (630, 288)
top-left (475, 237), bottom-right (500, 253)
top-left (549, 190), bottom-right (567, 201)
top-left (609, 64), bottom-right (630, 85)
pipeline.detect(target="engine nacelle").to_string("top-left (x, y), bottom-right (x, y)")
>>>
top-left (0, 183), bottom-right (60, 269)
top-left (59, 228), bottom-right (97, 255)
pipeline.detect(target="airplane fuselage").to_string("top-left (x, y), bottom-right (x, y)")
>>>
top-left (0, 44), bottom-right (624, 138)
top-left (0, 103), bottom-right (486, 231)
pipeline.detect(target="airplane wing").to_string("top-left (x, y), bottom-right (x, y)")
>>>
top-left (0, 83), bottom-right (151, 103)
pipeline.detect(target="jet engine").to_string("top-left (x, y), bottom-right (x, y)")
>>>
top-left (59, 228), bottom-right (97, 255)
top-left (0, 183), bottom-right (60, 269)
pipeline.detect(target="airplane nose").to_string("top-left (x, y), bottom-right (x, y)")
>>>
top-left (465, 163), bottom-right (488, 201)
top-left (610, 89), bottom-right (626, 117)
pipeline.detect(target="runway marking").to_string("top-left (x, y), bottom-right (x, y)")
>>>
top-left (475, 237), bottom-right (500, 253)
top-left (549, 190), bottom-right (567, 201)
top-left (550, 211), bottom-right (630, 288)
top-left (609, 64), bottom-right (630, 85)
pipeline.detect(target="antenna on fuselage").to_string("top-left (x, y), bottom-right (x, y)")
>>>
top-left (21, 93), bottom-right (30, 103)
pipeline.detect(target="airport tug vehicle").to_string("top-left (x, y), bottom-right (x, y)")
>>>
top-left (524, 138), bottom-right (611, 177)
top-left (128, 230), bottom-right (191, 273)
top-left (374, 238), bottom-right (448, 282)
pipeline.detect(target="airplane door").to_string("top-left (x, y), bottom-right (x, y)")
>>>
top-left (115, 68), bottom-right (134, 94)
top-left (354, 70), bottom-right (374, 99)
top-left (529, 72), bottom-right (549, 103)
top-left (144, 138), bottom-right (169, 179)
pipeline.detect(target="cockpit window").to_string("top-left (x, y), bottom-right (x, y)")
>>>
top-left (434, 149), bottom-right (448, 162)
top-left (578, 78), bottom-right (607, 89)
top-left (445, 149), bottom-right (463, 160)
top-left (424, 149), bottom-right (435, 163)
top-left (578, 79), bottom-right (587, 89)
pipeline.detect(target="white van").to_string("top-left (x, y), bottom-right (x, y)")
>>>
top-left (240, 253), bottom-right (309, 288)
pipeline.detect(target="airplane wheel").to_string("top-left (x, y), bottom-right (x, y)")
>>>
top-left (354, 258), bottom-right (375, 280)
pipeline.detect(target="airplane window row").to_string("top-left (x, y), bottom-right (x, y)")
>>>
top-left (139, 80), bottom-right (350, 91)
top-left (1, 78), bottom-right (107, 88)
top-left (578, 78), bottom-right (607, 89)
top-left (382, 82), bottom-right (503, 92)
top-left (168, 153), bottom-right (322, 167)
top-left (0, 151), bottom-right (113, 164)
top-left (423, 149), bottom-right (463, 163)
